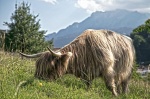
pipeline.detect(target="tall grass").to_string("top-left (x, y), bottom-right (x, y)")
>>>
top-left (0, 51), bottom-right (149, 99)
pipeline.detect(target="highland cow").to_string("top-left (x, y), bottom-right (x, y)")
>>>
top-left (19, 29), bottom-right (135, 96)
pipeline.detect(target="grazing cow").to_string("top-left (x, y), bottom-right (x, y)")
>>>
top-left (19, 29), bottom-right (135, 96)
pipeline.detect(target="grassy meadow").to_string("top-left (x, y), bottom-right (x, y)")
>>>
top-left (0, 51), bottom-right (149, 99)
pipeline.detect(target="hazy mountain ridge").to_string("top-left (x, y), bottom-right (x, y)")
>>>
top-left (45, 9), bottom-right (150, 48)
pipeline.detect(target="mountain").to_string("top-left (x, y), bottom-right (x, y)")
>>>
top-left (45, 9), bottom-right (150, 48)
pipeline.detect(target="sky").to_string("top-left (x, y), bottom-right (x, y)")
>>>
top-left (0, 0), bottom-right (150, 34)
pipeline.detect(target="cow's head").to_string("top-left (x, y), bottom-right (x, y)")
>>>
top-left (20, 47), bottom-right (72, 80)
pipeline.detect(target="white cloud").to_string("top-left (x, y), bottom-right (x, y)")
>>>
top-left (75, 0), bottom-right (104, 13)
top-left (41, 0), bottom-right (58, 5)
top-left (75, 0), bottom-right (150, 13)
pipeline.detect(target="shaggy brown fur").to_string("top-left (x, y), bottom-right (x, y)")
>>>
top-left (19, 29), bottom-right (135, 96)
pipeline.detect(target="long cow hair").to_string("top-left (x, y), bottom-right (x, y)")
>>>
top-left (20, 29), bottom-right (135, 96)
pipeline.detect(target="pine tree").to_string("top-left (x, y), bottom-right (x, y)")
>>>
top-left (4, 2), bottom-right (51, 53)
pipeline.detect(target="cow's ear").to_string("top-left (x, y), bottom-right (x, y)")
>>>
top-left (61, 52), bottom-right (72, 61)
top-left (60, 52), bottom-right (72, 70)
top-left (60, 52), bottom-right (72, 66)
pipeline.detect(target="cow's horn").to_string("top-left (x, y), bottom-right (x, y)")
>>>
top-left (47, 47), bottom-right (61, 56)
top-left (19, 52), bottom-right (44, 58)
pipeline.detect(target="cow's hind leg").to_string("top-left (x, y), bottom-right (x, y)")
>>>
top-left (122, 80), bottom-right (130, 94)
top-left (121, 73), bottom-right (131, 94)
top-left (103, 67), bottom-right (118, 96)
top-left (116, 84), bottom-right (121, 94)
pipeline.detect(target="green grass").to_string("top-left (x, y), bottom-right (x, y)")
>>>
top-left (0, 51), bottom-right (149, 99)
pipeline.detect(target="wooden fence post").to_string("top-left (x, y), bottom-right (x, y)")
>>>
top-left (0, 30), bottom-right (6, 51)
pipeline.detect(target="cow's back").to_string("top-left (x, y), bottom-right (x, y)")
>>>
top-left (61, 29), bottom-right (134, 81)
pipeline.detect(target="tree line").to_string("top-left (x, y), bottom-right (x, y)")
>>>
top-left (0, 2), bottom-right (150, 64)
top-left (130, 19), bottom-right (150, 64)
